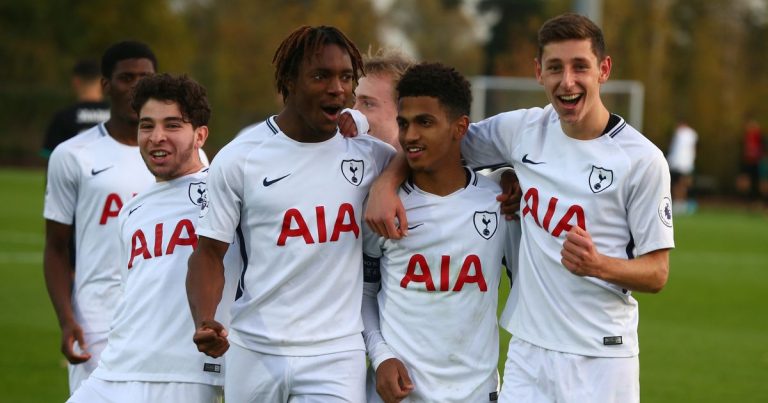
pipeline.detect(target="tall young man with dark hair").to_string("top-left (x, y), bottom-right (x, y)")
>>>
top-left (366, 13), bottom-right (674, 403)
top-left (187, 25), bottom-right (395, 402)
top-left (362, 62), bottom-right (506, 403)
top-left (43, 40), bottom-right (157, 394)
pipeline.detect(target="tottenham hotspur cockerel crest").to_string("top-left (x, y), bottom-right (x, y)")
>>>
top-left (341, 159), bottom-right (365, 186)
top-left (589, 166), bottom-right (614, 193)
top-left (188, 182), bottom-right (209, 217)
top-left (473, 211), bottom-right (498, 240)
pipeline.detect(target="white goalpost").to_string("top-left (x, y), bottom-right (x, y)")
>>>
top-left (469, 76), bottom-right (645, 131)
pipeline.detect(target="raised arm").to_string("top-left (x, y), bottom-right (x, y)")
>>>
top-left (187, 236), bottom-right (230, 357)
top-left (43, 220), bottom-right (91, 364)
top-left (365, 152), bottom-right (410, 239)
top-left (561, 226), bottom-right (670, 293)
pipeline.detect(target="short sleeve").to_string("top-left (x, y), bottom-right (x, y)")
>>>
top-left (43, 145), bottom-right (80, 224)
top-left (196, 149), bottom-right (244, 243)
top-left (626, 150), bottom-right (675, 255)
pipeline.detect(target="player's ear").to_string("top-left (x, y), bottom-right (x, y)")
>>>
top-left (598, 56), bottom-right (612, 84)
top-left (535, 58), bottom-right (543, 84)
top-left (194, 125), bottom-right (209, 149)
top-left (101, 77), bottom-right (111, 96)
top-left (453, 115), bottom-right (469, 141)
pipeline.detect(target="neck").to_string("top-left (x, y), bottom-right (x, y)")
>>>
top-left (275, 108), bottom-right (335, 143)
top-left (561, 104), bottom-right (610, 140)
top-left (411, 162), bottom-right (467, 197)
top-left (104, 118), bottom-right (138, 146)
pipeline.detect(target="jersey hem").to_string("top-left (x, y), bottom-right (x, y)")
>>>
top-left (229, 331), bottom-right (365, 357)
top-left (504, 330), bottom-right (639, 358)
top-left (91, 369), bottom-right (223, 386)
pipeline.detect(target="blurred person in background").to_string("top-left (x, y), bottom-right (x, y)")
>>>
top-left (736, 117), bottom-right (764, 203)
top-left (40, 59), bottom-right (110, 160)
top-left (667, 118), bottom-right (698, 214)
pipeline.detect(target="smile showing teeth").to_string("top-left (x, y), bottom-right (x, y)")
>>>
top-left (559, 94), bottom-right (581, 102)
top-left (151, 151), bottom-right (168, 157)
top-left (406, 146), bottom-right (423, 152)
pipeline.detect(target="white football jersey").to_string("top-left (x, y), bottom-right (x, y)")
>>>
top-left (44, 123), bottom-right (154, 334)
top-left (463, 105), bottom-right (675, 357)
top-left (93, 168), bottom-right (240, 384)
top-left (363, 169), bottom-right (505, 402)
top-left (198, 116), bottom-right (395, 356)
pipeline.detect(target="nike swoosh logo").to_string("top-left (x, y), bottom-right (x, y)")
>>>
top-left (522, 154), bottom-right (545, 165)
top-left (263, 174), bottom-right (291, 187)
top-left (407, 223), bottom-right (424, 230)
top-left (128, 204), bottom-right (143, 216)
top-left (91, 166), bottom-right (114, 175)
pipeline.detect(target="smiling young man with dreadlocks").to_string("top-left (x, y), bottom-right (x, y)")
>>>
top-left (187, 25), bottom-right (395, 402)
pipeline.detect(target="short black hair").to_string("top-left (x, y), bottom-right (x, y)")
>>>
top-left (396, 62), bottom-right (472, 119)
top-left (131, 73), bottom-right (210, 128)
top-left (72, 59), bottom-right (101, 80)
top-left (272, 25), bottom-right (363, 100)
top-left (101, 41), bottom-right (158, 79)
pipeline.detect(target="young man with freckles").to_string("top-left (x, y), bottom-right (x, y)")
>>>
top-left (366, 13), bottom-right (674, 403)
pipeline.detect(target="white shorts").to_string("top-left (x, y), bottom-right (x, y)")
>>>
top-left (225, 342), bottom-right (366, 403)
top-left (68, 331), bottom-right (108, 394)
top-left (499, 337), bottom-right (639, 403)
top-left (366, 363), bottom-right (499, 403)
top-left (66, 377), bottom-right (222, 403)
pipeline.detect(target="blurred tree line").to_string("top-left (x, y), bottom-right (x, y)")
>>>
top-left (1, 0), bottom-right (766, 194)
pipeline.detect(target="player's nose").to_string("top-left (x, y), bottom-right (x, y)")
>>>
top-left (147, 127), bottom-right (166, 143)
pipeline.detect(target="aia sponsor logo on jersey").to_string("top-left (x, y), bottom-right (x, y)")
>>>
top-left (589, 166), bottom-right (614, 193)
top-left (473, 211), bottom-right (498, 240)
top-left (341, 159), bottom-right (364, 186)
top-left (128, 219), bottom-right (197, 268)
top-left (522, 187), bottom-right (586, 237)
top-left (188, 182), bottom-right (209, 217)
top-left (277, 203), bottom-right (359, 245)
top-left (401, 254), bottom-right (487, 292)
top-left (100, 192), bottom-right (139, 224)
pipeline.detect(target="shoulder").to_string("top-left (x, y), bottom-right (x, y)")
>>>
top-left (53, 124), bottom-right (105, 153)
top-left (48, 125), bottom-right (104, 166)
top-left (609, 119), bottom-right (664, 159)
top-left (470, 170), bottom-right (503, 194)
top-left (347, 133), bottom-right (397, 155)
top-left (215, 119), bottom-right (276, 162)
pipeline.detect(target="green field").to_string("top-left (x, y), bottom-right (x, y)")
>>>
top-left (1, 167), bottom-right (767, 402)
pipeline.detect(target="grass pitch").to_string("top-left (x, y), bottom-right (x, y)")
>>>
top-left (1, 168), bottom-right (766, 402)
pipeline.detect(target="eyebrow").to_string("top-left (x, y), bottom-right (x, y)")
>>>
top-left (545, 56), bottom-right (592, 64)
top-left (139, 116), bottom-right (184, 122)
